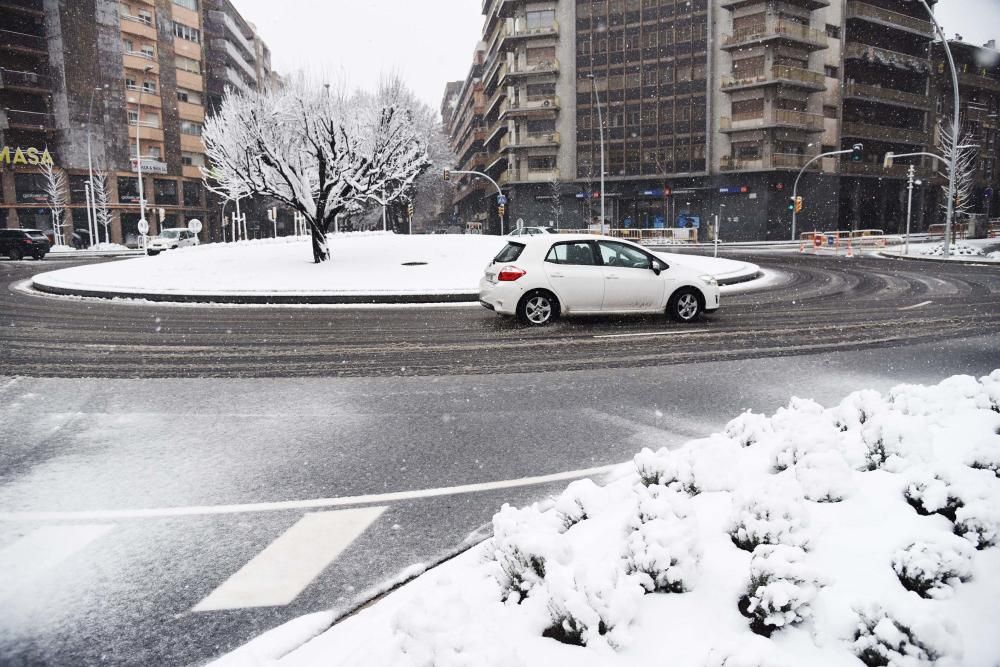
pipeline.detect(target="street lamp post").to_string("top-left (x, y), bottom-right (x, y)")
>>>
top-left (446, 169), bottom-right (506, 234)
top-left (135, 65), bottom-right (153, 248)
top-left (791, 146), bottom-right (860, 241)
top-left (714, 203), bottom-right (725, 258)
top-left (904, 0), bottom-right (960, 258)
top-left (86, 85), bottom-right (106, 248)
top-left (586, 74), bottom-right (606, 231)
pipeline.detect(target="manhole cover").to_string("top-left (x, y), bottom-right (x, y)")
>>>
top-left (401, 261), bottom-right (428, 266)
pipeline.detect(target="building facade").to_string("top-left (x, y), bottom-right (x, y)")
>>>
top-left (445, 0), bottom-right (965, 240)
top-left (0, 0), bottom-right (274, 245)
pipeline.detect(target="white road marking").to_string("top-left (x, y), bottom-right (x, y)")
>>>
top-left (0, 463), bottom-right (622, 522)
top-left (898, 300), bottom-right (933, 311)
top-left (593, 329), bottom-right (711, 339)
top-left (192, 507), bottom-right (386, 611)
top-left (0, 524), bottom-right (115, 599)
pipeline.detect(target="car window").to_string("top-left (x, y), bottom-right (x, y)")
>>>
top-left (545, 241), bottom-right (597, 266)
top-left (26, 232), bottom-right (47, 240)
top-left (162, 230), bottom-right (180, 239)
top-left (493, 242), bottom-right (525, 263)
top-left (598, 241), bottom-right (652, 269)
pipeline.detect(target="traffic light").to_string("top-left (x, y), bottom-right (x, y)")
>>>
top-left (443, 169), bottom-right (450, 181)
top-left (794, 196), bottom-right (803, 214)
top-left (851, 143), bottom-right (863, 162)
top-left (498, 204), bottom-right (505, 217)
top-left (883, 152), bottom-right (895, 169)
top-left (788, 196), bottom-right (795, 211)
top-left (407, 202), bottom-right (414, 218)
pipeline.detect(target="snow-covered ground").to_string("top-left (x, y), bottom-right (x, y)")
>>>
top-left (882, 239), bottom-right (1000, 263)
top-left (220, 372), bottom-right (1000, 667)
top-left (31, 233), bottom-right (760, 299)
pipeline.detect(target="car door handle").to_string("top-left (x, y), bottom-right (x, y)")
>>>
top-left (605, 275), bottom-right (620, 280)
top-left (550, 273), bottom-right (565, 278)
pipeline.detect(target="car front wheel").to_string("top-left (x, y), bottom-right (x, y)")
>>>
top-left (668, 287), bottom-right (702, 323)
top-left (517, 290), bottom-right (559, 326)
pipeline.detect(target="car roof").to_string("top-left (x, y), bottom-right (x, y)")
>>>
top-left (514, 233), bottom-right (631, 244)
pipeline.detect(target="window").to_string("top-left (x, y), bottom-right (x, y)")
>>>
top-left (180, 120), bottom-right (203, 136)
top-left (118, 177), bottom-right (140, 204)
top-left (597, 241), bottom-right (651, 269)
top-left (526, 46), bottom-right (556, 65)
top-left (174, 22), bottom-right (201, 43)
top-left (177, 88), bottom-right (203, 105)
top-left (140, 45), bottom-right (155, 59)
top-left (825, 24), bottom-right (840, 39)
top-left (154, 179), bottom-right (178, 205)
top-left (14, 173), bottom-right (48, 203)
top-left (176, 55), bottom-right (201, 74)
top-left (137, 9), bottom-right (152, 25)
top-left (142, 80), bottom-right (156, 94)
top-left (526, 83), bottom-right (555, 100)
top-left (493, 242), bottom-right (525, 263)
top-left (123, 38), bottom-right (134, 53)
top-left (525, 10), bottom-right (554, 29)
top-left (823, 105), bottom-right (838, 119)
top-left (147, 145), bottom-right (162, 159)
top-left (824, 65), bottom-right (839, 78)
top-left (525, 119), bottom-right (556, 135)
top-left (181, 152), bottom-right (205, 167)
top-left (183, 181), bottom-right (203, 207)
top-left (173, 0), bottom-right (198, 9)
top-left (527, 156), bottom-right (556, 171)
top-left (546, 242), bottom-right (597, 266)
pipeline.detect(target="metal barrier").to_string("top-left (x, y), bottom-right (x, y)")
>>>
top-left (555, 228), bottom-right (697, 244)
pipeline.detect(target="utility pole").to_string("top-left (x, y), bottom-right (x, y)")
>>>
top-left (444, 169), bottom-right (506, 234)
top-left (586, 74), bottom-right (606, 231)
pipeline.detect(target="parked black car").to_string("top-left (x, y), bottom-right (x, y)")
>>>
top-left (0, 229), bottom-right (51, 260)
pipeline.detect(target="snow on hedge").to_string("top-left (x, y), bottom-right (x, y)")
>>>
top-left (919, 243), bottom-right (985, 257)
top-left (270, 372), bottom-right (1000, 667)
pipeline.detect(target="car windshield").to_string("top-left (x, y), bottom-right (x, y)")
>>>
top-left (160, 230), bottom-right (181, 239)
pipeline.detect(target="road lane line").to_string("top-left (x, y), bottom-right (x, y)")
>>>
top-left (192, 507), bottom-right (386, 611)
top-left (0, 524), bottom-right (115, 599)
top-left (593, 329), bottom-right (711, 339)
top-left (898, 300), bottom-right (933, 311)
top-left (0, 463), bottom-right (622, 522)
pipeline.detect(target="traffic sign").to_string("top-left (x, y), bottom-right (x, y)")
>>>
top-left (187, 218), bottom-right (203, 234)
top-left (497, 194), bottom-right (507, 206)
top-left (137, 219), bottom-right (149, 235)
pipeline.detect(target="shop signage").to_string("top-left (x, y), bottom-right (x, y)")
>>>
top-left (131, 157), bottom-right (168, 174)
top-left (0, 146), bottom-right (55, 167)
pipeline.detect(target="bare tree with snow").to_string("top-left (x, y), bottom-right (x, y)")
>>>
top-left (935, 116), bottom-right (978, 220)
top-left (92, 169), bottom-right (113, 244)
top-left (41, 160), bottom-right (67, 245)
top-left (548, 176), bottom-right (564, 229)
top-left (202, 75), bottom-right (431, 263)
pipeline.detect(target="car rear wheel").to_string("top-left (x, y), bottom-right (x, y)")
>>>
top-left (517, 290), bottom-right (559, 326)
top-left (667, 287), bottom-right (702, 323)
top-left (9, 247), bottom-right (23, 261)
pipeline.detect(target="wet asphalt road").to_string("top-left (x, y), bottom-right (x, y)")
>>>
top-left (0, 252), bottom-right (998, 666)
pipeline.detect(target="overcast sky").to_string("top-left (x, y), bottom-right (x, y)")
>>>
top-left (234, 0), bottom-right (998, 112)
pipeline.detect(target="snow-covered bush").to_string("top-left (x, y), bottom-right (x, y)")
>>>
top-left (860, 412), bottom-right (932, 472)
top-left (540, 564), bottom-right (645, 648)
top-left (891, 537), bottom-right (974, 599)
top-left (705, 636), bottom-right (794, 667)
top-left (730, 478), bottom-right (810, 552)
top-left (625, 484), bottom-right (699, 593)
top-left (852, 605), bottom-right (961, 666)
top-left (739, 545), bottom-right (820, 637)
top-left (833, 389), bottom-right (890, 431)
top-left (633, 447), bottom-right (697, 494)
top-left (794, 450), bottom-right (855, 502)
top-left (724, 410), bottom-right (772, 448)
top-left (888, 373), bottom-right (996, 417)
top-left (488, 504), bottom-right (563, 604)
top-left (953, 499), bottom-right (1000, 549)
top-left (903, 467), bottom-right (964, 521)
top-left (919, 243), bottom-right (983, 257)
top-left (968, 444), bottom-right (1000, 478)
top-left (553, 478), bottom-right (602, 531)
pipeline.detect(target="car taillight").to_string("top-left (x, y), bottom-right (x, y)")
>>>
top-left (497, 266), bottom-right (526, 282)
top-left (22, 238), bottom-right (34, 244)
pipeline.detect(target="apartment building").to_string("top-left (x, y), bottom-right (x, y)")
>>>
top-left (446, 0), bottom-right (950, 240)
top-left (0, 0), bottom-right (275, 244)
top-left (930, 38), bottom-right (1000, 222)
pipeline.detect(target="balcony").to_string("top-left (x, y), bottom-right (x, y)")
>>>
top-left (222, 12), bottom-right (255, 57)
top-left (843, 82), bottom-right (932, 110)
top-left (721, 0), bottom-right (828, 9)
top-left (0, 67), bottom-right (50, 91)
top-left (501, 131), bottom-right (560, 150)
top-left (0, 28), bottom-right (46, 54)
top-left (484, 117), bottom-right (508, 146)
top-left (721, 65), bottom-right (826, 92)
top-left (124, 51), bottom-right (159, 74)
top-left (840, 161), bottom-right (924, 178)
top-left (464, 151), bottom-right (487, 171)
top-left (720, 153), bottom-right (821, 171)
top-left (120, 14), bottom-right (156, 40)
top-left (178, 100), bottom-right (205, 122)
top-left (502, 96), bottom-right (559, 118)
top-left (128, 122), bottom-right (164, 143)
top-left (0, 0), bottom-right (44, 14)
top-left (182, 165), bottom-right (203, 179)
top-left (501, 59), bottom-right (559, 81)
top-left (125, 88), bottom-right (161, 109)
top-left (721, 19), bottom-right (827, 51)
top-left (224, 66), bottom-right (253, 94)
top-left (958, 71), bottom-right (1000, 94)
top-left (222, 39), bottom-right (257, 82)
top-left (456, 127), bottom-right (486, 159)
top-left (844, 43), bottom-right (929, 73)
top-left (720, 109), bottom-right (825, 132)
top-left (845, 1), bottom-right (933, 38)
top-left (180, 133), bottom-right (203, 152)
top-left (501, 18), bottom-right (558, 44)
top-left (1, 107), bottom-right (56, 131)
top-left (842, 120), bottom-right (927, 145)
top-left (501, 167), bottom-right (559, 184)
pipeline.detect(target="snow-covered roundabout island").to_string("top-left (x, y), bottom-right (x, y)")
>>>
top-left (30, 232), bottom-right (760, 304)
top-left (225, 373), bottom-right (1000, 667)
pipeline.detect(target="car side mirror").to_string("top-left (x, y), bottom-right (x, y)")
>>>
top-left (651, 260), bottom-right (663, 275)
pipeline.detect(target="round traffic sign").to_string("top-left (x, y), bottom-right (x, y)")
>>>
top-left (187, 218), bottom-right (203, 234)
top-left (137, 219), bottom-right (149, 235)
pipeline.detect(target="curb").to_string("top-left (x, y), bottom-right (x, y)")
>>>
top-left (29, 281), bottom-right (481, 304)
top-left (876, 252), bottom-right (1000, 267)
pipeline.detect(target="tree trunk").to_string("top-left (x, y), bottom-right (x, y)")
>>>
top-left (310, 221), bottom-right (330, 263)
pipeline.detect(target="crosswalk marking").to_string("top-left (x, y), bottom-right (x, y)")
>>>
top-left (192, 506), bottom-right (387, 612)
top-left (0, 524), bottom-right (115, 600)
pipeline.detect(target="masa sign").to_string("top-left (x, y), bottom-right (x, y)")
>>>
top-left (0, 146), bottom-right (55, 167)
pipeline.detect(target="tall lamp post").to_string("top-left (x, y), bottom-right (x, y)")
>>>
top-left (135, 65), bottom-right (153, 246)
top-left (904, 0), bottom-right (960, 258)
top-left (586, 74), bottom-right (606, 231)
top-left (85, 85), bottom-right (106, 248)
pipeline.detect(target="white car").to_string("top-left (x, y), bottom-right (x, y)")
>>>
top-left (479, 234), bottom-right (720, 325)
top-left (147, 228), bottom-right (200, 255)
top-left (507, 226), bottom-right (557, 237)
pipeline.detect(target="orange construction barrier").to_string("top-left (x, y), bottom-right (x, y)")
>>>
top-left (846, 239), bottom-right (854, 258)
